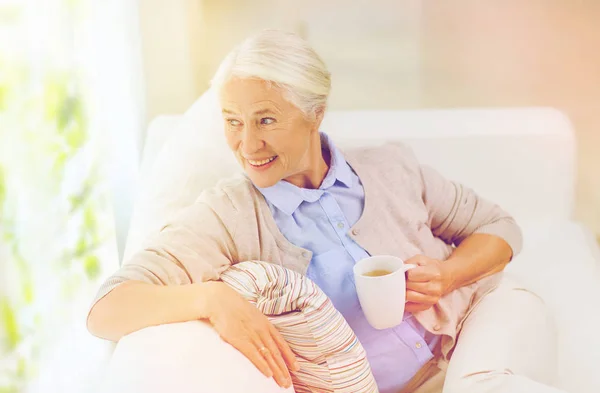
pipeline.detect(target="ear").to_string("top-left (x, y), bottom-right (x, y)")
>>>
top-left (311, 106), bottom-right (326, 133)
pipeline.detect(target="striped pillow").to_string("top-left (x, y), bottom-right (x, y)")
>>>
top-left (220, 261), bottom-right (378, 393)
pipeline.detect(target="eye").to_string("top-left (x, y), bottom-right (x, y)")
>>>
top-left (260, 117), bottom-right (276, 125)
top-left (227, 118), bottom-right (242, 127)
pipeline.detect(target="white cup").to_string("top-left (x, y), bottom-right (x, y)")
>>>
top-left (353, 255), bottom-right (417, 330)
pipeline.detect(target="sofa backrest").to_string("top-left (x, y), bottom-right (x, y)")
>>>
top-left (122, 89), bottom-right (575, 261)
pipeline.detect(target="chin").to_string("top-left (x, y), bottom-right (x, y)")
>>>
top-left (247, 174), bottom-right (278, 189)
top-left (245, 171), bottom-right (279, 188)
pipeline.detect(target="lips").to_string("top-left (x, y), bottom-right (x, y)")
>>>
top-left (247, 156), bottom-right (277, 167)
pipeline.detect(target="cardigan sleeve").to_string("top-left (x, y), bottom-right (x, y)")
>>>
top-left (89, 195), bottom-right (238, 312)
top-left (419, 163), bottom-right (523, 258)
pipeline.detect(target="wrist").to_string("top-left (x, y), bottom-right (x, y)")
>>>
top-left (192, 281), bottom-right (223, 321)
top-left (440, 260), bottom-right (459, 295)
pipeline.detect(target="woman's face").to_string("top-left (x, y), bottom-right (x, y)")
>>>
top-left (220, 77), bottom-right (325, 189)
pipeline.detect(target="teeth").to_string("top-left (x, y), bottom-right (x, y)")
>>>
top-left (248, 157), bottom-right (276, 166)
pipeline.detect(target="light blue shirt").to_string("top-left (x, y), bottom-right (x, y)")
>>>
top-left (258, 133), bottom-right (440, 393)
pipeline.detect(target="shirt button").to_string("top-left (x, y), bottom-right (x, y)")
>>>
top-left (302, 252), bottom-right (310, 258)
top-left (433, 324), bottom-right (441, 331)
top-left (415, 342), bottom-right (422, 349)
top-left (337, 222), bottom-right (344, 229)
top-left (352, 229), bottom-right (360, 236)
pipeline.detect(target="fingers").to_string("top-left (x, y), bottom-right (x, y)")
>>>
top-left (403, 256), bottom-right (443, 314)
top-left (407, 266), bottom-right (440, 282)
top-left (234, 337), bottom-right (273, 379)
top-left (405, 255), bottom-right (443, 282)
top-left (404, 254), bottom-right (430, 266)
top-left (210, 285), bottom-right (296, 389)
top-left (405, 289), bottom-right (438, 305)
top-left (405, 302), bottom-right (433, 313)
top-left (238, 331), bottom-right (292, 389)
top-left (406, 281), bottom-right (443, 297)
top-left (269, 323), bottom-right (299, 371)
top-left (406, 281), bottom-right (430, 292)
top-left (261, 342), bottom-right (292, 388)
top-left (259, 330), bottom-right (292, 388)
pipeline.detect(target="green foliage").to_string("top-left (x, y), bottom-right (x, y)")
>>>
top-left (0, 297), bottom-right (21, 351)
top-left (0, 59), bottom-right (27, 114)
top-left (0, 33), bottom-right (107, 393)
top-left (0, 84), bottom-right (6, 110)
top-left (83, 255), bottom-right (101, 280)
top-left (0, 4), bottom-right (22, 25)
top-left (0, 1), bottom-right (115, 390)
top-left (0, 166), bottom-right (5, 211)
top-left (44, 72), bottom-right (88, 150)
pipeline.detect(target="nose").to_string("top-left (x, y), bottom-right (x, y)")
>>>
top-left (240, 125), bottom-right (265, 156)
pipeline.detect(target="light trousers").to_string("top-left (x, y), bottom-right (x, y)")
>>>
top-left (411, 275), bottom-right (567, 393)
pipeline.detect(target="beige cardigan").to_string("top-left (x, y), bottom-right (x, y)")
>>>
top-left (92, 142), bottom-right (522, 362)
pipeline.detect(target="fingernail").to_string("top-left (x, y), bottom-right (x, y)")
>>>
top-left (283, 378), bottom-right (290, 387)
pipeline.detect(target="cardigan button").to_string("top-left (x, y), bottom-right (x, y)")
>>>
top-left (433, 324), bottom-right (441, 331)
top-left (302, 251), bottom-right (310, 258)
top-left (352, 229), bottom-right (360, 236)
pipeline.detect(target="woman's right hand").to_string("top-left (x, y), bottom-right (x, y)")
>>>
top-left (204, 281), bottom-right (299, 389)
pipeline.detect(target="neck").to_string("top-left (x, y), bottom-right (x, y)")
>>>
top-left (285, 132), bottom-right (330, 189)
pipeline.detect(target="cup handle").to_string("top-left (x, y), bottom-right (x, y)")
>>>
top-left (403, 264), bottom-right (417, 271)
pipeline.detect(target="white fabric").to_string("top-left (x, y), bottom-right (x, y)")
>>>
top-left (504, 222), bottom-right (600, 393)
top-left (444, 283), bottom-right (562, 393)
top-left (123, 89), bottom-right (228, 261)
top-left (101, 259), bottom-right (379, 393)
top-left (414, 275), bottom-right (565, 393)
top-left (107, 90), bottom-right (600, 393)
top-left (124, 88), bottom-right (576, 260)
top-left (102, 225), bottom-right (600, 393)
top-left (101, 321), bottom-right (293, 393)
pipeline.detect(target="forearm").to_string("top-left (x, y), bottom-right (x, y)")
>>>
top-left (87, 280), bottom-right (221, 342)
top-left (442, 233), bottom-right (513, 294)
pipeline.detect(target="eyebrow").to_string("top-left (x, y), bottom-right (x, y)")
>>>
top-left (221, 108), bottom-right (277, 116)
top-left (254, 109), bottom-right (277, 116)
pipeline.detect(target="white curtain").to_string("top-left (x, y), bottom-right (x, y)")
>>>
top-left (29, 0), bottom-right (146, 391)
top-left (0, 1), bottom-right (144, 392)
top-left (83, 0), bottom-right (146, 261)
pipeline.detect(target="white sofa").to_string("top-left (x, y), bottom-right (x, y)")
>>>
top-left (99, 103), bottom-right (600, 393)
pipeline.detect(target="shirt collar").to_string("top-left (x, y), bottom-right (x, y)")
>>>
top-left (320, 132), bottom-right (353, 189)
top-left (257, 132), bottom-right (353, 215)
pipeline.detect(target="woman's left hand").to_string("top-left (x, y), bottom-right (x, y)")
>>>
top-left (404, 255), bottom-right (454, 313)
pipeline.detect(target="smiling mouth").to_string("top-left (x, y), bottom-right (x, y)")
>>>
top-left (247, 156), bottom-right (278, 167)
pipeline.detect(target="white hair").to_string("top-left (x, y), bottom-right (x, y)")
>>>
top-left (211, 29), bottom-right (331, 119)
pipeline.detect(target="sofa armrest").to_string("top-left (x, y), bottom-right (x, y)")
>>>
top-left (506, 221), bottom-right (600, 393)
top-left (100, 321), bottom-right (293, 393)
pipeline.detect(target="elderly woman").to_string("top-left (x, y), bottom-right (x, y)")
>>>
top-left (88, 30), bottom-right (564, 393)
